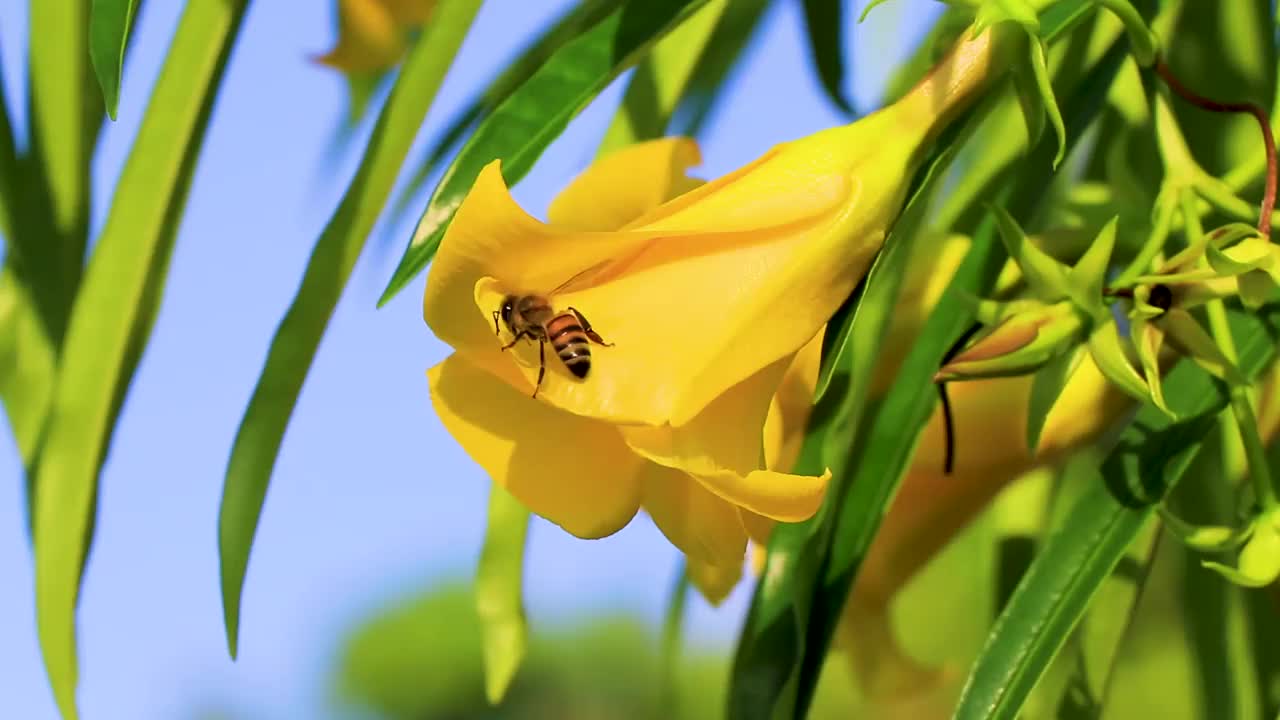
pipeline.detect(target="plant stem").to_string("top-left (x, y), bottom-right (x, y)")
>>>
top-left (1155, 61), bottom-right (1277, 236)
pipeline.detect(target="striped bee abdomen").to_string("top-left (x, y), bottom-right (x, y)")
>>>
top-left (546, 312), bottom-right (591, 378)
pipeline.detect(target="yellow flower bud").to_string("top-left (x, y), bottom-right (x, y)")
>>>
top-left (315, 0), bottom-right (436, 74)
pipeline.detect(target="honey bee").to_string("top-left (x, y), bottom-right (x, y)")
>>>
top-left (492, 263), bottom-right (614, 398)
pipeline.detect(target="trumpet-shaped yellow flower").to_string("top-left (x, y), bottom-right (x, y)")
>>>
top-left (425, 27), bottom-right (1014, 600)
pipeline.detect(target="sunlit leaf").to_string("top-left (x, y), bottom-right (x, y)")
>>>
top-left (88, 0), bottom-right (139, 120)
top-left (218, 0), bottom-right (484, 659)
top-left (667, 0), bottom-right (769, 137)
top-left (378, 0), bottom-right (710, 306)
top-left (387, 0), bottom-right (624, 222)
top-left (32, 2), bottom-right (251, 717)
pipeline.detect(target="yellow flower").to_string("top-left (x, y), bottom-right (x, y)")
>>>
top-left (425, 27), bottom-right (1013, 600)
top-left (316, 0), bottom-right (435, 74)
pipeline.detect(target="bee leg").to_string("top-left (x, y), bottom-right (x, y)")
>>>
top-left (567, 306), bottom-right (614, 347)
top-left (501, 330), bottom-right (530, 351)
top-left (532, 339), bottom-right (546, 398)
top-left (492, 310), bottom-right (501, 336)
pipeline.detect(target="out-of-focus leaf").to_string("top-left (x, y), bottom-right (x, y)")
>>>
top-left (476, 486), bottom-right (531, 704)
top-left (89, 0), bottom-right (139, 120)
top-left (1245, 578), bottom-right (1280, 718)
top-left (1027, 345), bottom-right (1083, 454)
top-left (668, 0), bottom-right (769, 137)
top-left (32, 2), bottom-right (251, 717)
top-left (387, 0), bottom-right (625, 226)
top-left (799, 0), bottom-right (854, 115)
top-left (598, 0), bottom-right (728, 153)
top-left (22, 0), bottom-right (101, 343)
top-left (378, 0), bottom-right (710, 305)
top-left (218, 0), bottom-right (483, 660)
top-left (1179, 464), bottom-right (1262, 720)
top-left (953, 302), bottom-right (1280, 720)
top-left (0, 269), bottom-right (55, 469)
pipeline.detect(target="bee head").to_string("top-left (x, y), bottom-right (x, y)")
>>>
top-left (499, 295), bottom-right (516, 329)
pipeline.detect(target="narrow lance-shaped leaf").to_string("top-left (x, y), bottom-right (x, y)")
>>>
top-left (952, 302), bottom-right (1280, 720)
top-left (32, 2), bottom-right (251, 717)
top-left (800, 0), bottom-right (854, 115)
top-left (89, 0), bottom-right (140, 120)
top-left (476, 486), bottom-right (531, 704)
top-left (21, 0), bottom-right (101, 344)
top-left (378, 0), bottom-right (710, 306)
top-left (387, 0), bottom-right (625, 222)
top-left (218, 0), bottom-right (485, 659)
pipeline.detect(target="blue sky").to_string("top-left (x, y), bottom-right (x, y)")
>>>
top-left (0, 1), bottom-right (932, 717)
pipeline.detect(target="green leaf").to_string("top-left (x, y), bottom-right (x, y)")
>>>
top-left (21, 0), bottom-right (102, 343)
top-left (387, 0), bottom-right (624, 222)
top-left (953, 301), bottom-right (1280, 720)
top-left (476, 486), bottom-right (531, 704)
top-left (218, 0), bottom-right (484, 659)
top-left (1052, 520), bottom-right (1160, 719)
top-left (32, 2), bottom-right (251, 717)
top-left (954, 413), bottom-right (1210, 720)
top-left (1027, 344), bottom-right (1083, 454)
top-left (800, 0), bottom-right (854, 115)
top-left (0, 268), bottom-right (56, 467)
top-left (88, 0), bottom-right (139, 120)
top-left (378, 0), bottom-right (710, 306)
top-left (597, 0), bottom-right (728, 153)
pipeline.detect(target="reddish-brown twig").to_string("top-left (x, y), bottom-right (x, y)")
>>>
top-left (1155, 60), bottom-right (1277, 237)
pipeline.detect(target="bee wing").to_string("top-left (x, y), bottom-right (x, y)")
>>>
top-left (549, 242), bottom-right (654, 296)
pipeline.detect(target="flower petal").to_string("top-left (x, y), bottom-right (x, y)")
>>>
top-left (622, 357), bottom-right (830, 522)
top-left (764, 328), bottom-right (824, 473)
top-left (686, 557), bottom-right (743, 607)
top-left (547, 138), bottom-right (704, 231)
top-left (641, 463), bottom-right (747, 570)
top-left (427, 354), bottom-right (642, 538)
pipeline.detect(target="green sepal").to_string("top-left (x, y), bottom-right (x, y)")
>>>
top-left (989, 205), bottom-right (1071, 298)
top-left (1161, 308), bottom-right (1248, 386)
top-left (1086, 320), bottom-right (1157, 408)
top-left (1129, 314), bottom-right (1171, 416)
top-left (972, 0), bottom-right (1038, 35)
top-left (1026, 344), bottom-right (1083, 456)
top-left (1011, 56), bottom-right (1045, 149)
top-left (1066, 216), bottom-right (1118, 315)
